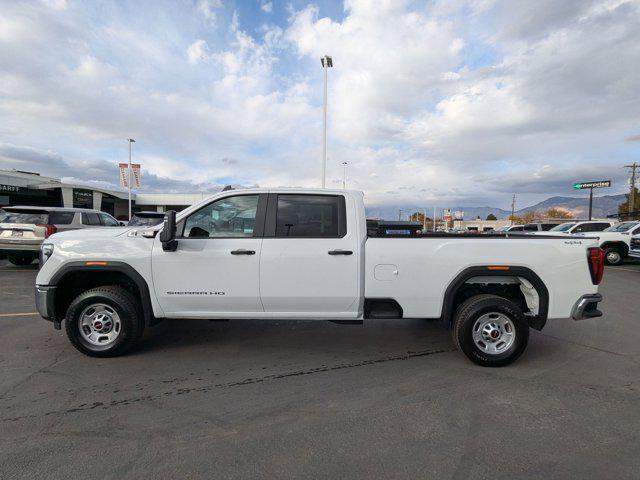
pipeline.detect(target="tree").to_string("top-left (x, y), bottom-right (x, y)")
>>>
top-left (545, 208), bottom-right (574, 219)
top-left (509, 212), bottom-right (537, 224)
top-left (486, 213), bottom-right (497, 221)
top-left (408, 212), bottom-right (435, 230)
top-left (618, 187), bottom-right (640, 219)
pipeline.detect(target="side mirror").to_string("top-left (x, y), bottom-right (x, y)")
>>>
top-left (159, 210), bottom-right (178, 251)
top-left (119, 221), bottom-right (126, 226)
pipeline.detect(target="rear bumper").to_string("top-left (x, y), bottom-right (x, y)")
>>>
top-left (35, 285), bottom-right (56, 322)
top-left (0, 242), bottom-right (41, 255)
top-left (571, 293), bottom-right (603, 320)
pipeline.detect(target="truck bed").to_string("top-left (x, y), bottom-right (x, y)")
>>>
top-left (364, 235), bottom-right (599, 319)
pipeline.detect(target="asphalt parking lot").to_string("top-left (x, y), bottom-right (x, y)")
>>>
top-left (1, 260), bottom-right (639, 479)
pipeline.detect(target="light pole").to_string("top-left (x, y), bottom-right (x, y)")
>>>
top-left (320, 55), bottom-right (333, 188)
top-left (127, 138), bottom-right (135, 221)
top-left (342, 162), bottom-right (348, 189)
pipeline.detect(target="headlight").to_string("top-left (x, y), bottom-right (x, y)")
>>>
top-left (40, 243), bottom-right (54, 265)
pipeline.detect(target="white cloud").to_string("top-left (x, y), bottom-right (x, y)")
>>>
top-left (197, 0), bottom-right (223, 23)
top-left (187, 39), bottom-right (209, 64)
top-left (41, 0), bottom-right (68, 10)
top-left (261, 2), bottom-right (273, 13)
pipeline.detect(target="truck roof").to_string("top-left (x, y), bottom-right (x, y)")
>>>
top-left (215, 187), bottom-right (363, 195)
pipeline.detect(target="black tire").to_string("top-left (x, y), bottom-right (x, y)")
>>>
top-left (453, 294), bottom-right (529, 367)
top-left (64, 286), bottom-right (144, 357)
top-left (603, 247), bottom-right (624, 266)
top-left (7, 255), bottom-right (34, 266)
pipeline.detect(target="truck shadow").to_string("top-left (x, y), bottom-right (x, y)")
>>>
top-left (134, 318), bottom-right (455, 357)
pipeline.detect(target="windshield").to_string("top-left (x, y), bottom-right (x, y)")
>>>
top-left (129, 215), bottom-right (164, 226)
top-left (0, 208), bottom-right (49, 224)
top-left (550, 223), bottom-right (576, 232)
top-left (604, 222), bottom-right (638, 232)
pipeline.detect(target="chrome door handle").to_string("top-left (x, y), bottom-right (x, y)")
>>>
top-left (328, 250), bottom-right (353, 255)
top-left (230, 249), bottom-right (256, 255)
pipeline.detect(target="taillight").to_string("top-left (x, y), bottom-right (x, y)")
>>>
top-left (587, 247), bottom-right (604, 285)
top-left (36, 224), bottom-right (57, 239)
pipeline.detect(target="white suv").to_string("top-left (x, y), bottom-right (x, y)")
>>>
top-left (0, 206), bottom-right (120, 265)
top-left (530, 220), bottom-right (615, 236)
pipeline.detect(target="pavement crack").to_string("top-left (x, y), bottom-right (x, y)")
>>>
top-left (0, 347), bottom-right (455, 423)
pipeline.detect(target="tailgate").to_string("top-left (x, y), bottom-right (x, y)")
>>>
top-left (0, 223), bottom-right (45, 241)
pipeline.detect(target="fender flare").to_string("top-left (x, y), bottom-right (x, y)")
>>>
top-left (441, 266), bottom-right (549, 330)
top-left (49, 261), bottom-right (157, 327)
top-left (600, 241), bottom-right (629, 256)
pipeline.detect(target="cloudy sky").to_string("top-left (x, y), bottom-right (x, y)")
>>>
top-left (1, 0), bottom-right (639, 210)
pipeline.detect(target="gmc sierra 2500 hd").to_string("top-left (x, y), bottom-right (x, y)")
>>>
top-left (35, 189), bottom-right (605, 366)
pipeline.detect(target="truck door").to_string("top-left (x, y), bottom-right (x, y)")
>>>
top-left (151, 193), bottom-right (266, 317)
top-left (259, 193), bottom-right (361, 318)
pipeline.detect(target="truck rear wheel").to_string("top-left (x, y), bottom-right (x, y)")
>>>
top-left (453, 294), bottom-right (529, 367)
top-left (64, 286), bottom-right (144, 357)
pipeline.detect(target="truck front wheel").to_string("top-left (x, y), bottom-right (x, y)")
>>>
top-left (603, 247), bottom-right (623, 266)
top-left (453, 294), bottom-right (529, 367)
top-left (64, 286), bottom-right (144, 357)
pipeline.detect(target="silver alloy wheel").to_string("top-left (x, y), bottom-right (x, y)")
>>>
top-left (606, 250), bottom-right (621, 264)
top-left (472, 312), bottom-right (516, 355)
top-left (78, 303), bottom-right (122, 347)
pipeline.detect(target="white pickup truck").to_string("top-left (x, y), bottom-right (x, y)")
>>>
top-left (575, 221), bottom-right (640, 265)
top-left (35, 189), bottom-right (605, 367)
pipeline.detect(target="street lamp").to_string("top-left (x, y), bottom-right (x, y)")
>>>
top-left (320, 55), bottom-right (333, 188)
top-left (127, 138), bottom-right (135, 221)
top-left (342, 161), bottom-right (348, 189)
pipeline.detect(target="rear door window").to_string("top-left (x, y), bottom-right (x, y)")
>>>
top-left (82, 212), bottom-right (101, 225)
top-left (0, 209), bottom-right (49, 224)
top-left (49, 211), bottom-right (75, 225)
top-left (99, 213), bottom-right (119, 226)
top-left (274, 195), bottom-right (345, 238)
top-left (574, 223), bottom-right (610, 233)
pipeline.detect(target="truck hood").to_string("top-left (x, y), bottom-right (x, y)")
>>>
top-left (48, 227), bottom-right (132, 242)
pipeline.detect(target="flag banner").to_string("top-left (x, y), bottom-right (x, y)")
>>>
top-left (119, 163), bottom-right (141, 188)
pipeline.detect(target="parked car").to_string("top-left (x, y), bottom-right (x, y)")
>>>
top-left (35, 189), bottom-right (604, 367)
top-left (629, 234), bottom-right (640, 261)
top-left (522, 223), bottom-right (561, 232)
top-left (575, 221), bottom-right (640, 265)
top-left (495, 225), bottom-right (525, 232)
top-left (0, 206), bottom-right (120, 265)
top-left (530, 220), bottom-right (615, 235)
top-left (128, 211), bottom-right (165, 227)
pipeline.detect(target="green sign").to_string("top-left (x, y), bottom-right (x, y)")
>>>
top-left (573, 180), bottom-right (611, 190)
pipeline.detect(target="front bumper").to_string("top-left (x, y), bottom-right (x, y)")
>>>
top-left (628, 250), bottom-right (640, 260)
top-left (571, 293), bottom-right (603, 320)
top-left (35, 285), bottom-right (56, 322)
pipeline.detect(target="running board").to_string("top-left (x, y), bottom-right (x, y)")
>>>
top-left (329, 320), bottom-right (363, 325)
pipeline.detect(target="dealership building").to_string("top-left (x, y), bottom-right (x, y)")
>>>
top-left (0, 169), bottom-right (212, 218)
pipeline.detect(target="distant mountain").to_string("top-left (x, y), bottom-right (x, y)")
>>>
top-left (516, 194), bottom-right (626, 219)
top-left (365, 194), bottom-right (627, 220)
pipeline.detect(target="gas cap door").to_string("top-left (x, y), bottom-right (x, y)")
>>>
top-left (374, 264), bottom-right (399, 281)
